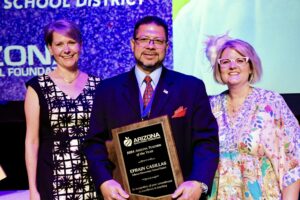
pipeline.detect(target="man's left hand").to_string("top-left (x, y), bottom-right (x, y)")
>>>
top-left (171, 181), bottom-right (202, 200)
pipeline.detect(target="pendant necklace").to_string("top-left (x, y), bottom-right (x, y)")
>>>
top-left (227, 87), bottom-right (252, 126)
top-left (59, 70), bottom-right (80, 84)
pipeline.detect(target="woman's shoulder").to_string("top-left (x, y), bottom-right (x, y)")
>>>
top-left (87, 73), bottom-right (101, 80)
top-left (252, 87), bottom-right (284, 103)
top-left (251, 88), bottom-right (291, 115)
top-left (26, 74), bottom-right (48, 87)
top-left (209, 92), bottom-right (227, 112)
top-left (87, 73), bottom-right (101, 82)
top-left (209, 90), bottom-right (227, 102)
top-left (84, 73), bottom-right (101, 86)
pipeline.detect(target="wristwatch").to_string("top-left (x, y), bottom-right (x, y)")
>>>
top-left (198, 181), bottom-right (208, 194)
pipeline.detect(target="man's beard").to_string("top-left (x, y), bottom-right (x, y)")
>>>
top-left (135, 54), bottom-right (164, 72)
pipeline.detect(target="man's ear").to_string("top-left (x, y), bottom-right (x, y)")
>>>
top-left (130, 39), bottom-right (135, 52)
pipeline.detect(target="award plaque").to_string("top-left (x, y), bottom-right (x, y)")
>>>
top-left (111, 115), bottom-right (183, 200)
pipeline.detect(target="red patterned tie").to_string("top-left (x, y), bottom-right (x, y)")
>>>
top-left (143, 76), bottom-right (153, 108)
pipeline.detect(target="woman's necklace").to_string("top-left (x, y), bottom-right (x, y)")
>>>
top-left (227, 87), bottom-right (252, 125)
top-left (58, 70), bottom-right (80, 84)
top-left (228, 100), bottom-right (242, 115)
top-left (227, 100), bottom-right (242, 124)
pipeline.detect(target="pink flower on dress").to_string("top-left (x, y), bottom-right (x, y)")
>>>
top-left (264, 105), bottom-right (272, 112)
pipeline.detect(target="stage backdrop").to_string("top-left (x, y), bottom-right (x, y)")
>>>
top-left (1, 0), bottom-right (300, 101)
top-left (0, 0), bottom-right (173, 101)
top-left (173, 0), bottom-right (300, 95)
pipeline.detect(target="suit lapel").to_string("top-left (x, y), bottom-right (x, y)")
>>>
top-left (150, 67), bottom-right (174, 118)
top-left (121, 69), bottom-right (141, 118)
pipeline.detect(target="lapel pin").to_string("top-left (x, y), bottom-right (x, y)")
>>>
top-left (163, 89), bottom-right (168, 94)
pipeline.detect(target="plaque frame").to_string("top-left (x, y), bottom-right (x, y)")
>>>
top-left (111, 115), bottom-right (183, 200)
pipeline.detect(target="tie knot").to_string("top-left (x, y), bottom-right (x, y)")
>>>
top-left (144, 76), bottom-right (152, 84)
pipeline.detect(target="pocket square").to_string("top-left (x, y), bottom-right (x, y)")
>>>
top-left (172, 106), bottom-right (187, 118)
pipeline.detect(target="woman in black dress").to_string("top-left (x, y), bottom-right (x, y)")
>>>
top-left (25, 19), bottom-right (101, 200)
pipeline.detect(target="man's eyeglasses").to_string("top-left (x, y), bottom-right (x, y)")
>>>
top-left (218, 57), bottom-right (249, 68)
top-left (134, 37), bottom-right (167, 48)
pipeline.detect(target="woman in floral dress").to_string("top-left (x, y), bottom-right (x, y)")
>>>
top-left (205, 37), bottom-right (300, 199)
top-left (25, 20), bottom-right (101, 200)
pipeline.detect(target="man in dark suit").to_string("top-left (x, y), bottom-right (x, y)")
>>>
top-left (83, 16), bottom-right (219, 200)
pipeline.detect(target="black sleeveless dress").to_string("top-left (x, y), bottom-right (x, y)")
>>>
top-left (26, 74), bottom-right (101, 200)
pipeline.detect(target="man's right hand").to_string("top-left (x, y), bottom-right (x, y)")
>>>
top-left (100, 179), bottom-right (129, 200)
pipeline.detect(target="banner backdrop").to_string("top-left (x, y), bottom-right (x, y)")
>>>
top-left (0, 0), bottom-right (173, 101)
top-left (173, 0), bottom-right (300, 95)
top-left (2, 0), bottom-right (300, 100)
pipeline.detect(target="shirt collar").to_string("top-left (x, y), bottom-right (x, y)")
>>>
top-left (135, 66), bottom-right (162, 88)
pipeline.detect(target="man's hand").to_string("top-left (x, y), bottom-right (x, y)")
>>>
top-left (172, 181), bottom-right (202, 200)
top-left (100, 179), bottom-right (129, 200)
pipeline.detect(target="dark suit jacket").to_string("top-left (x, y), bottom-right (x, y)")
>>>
top-left (83, 67), bottom-right (219, 194)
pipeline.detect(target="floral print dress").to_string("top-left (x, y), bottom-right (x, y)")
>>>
top-left (208, 87), bottom-right (300, 200)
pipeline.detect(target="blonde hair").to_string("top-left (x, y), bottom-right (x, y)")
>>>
top-left (211, 39), bottom-right (262, 84)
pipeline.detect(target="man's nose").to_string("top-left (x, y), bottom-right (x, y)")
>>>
top-left (146, 40), bottom-right (155, 48)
